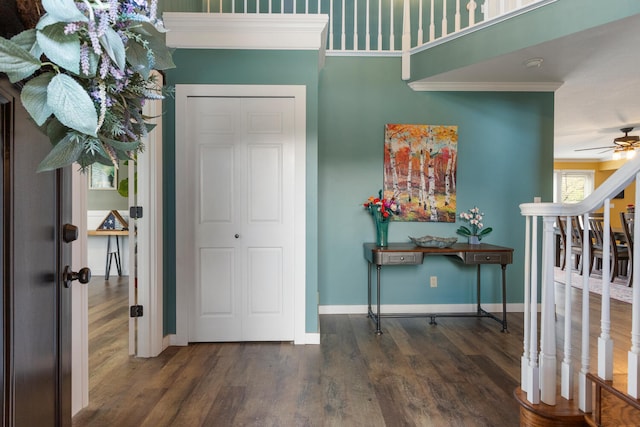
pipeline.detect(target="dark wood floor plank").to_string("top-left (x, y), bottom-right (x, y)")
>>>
top-left (72, 276), bottom-right (634, 427)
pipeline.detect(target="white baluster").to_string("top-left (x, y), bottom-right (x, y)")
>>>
top-left (429, 0), bottom-right (435, 41)
top-left (521, 215), bottom-right (531, 394)
top-left (561, 214), bottom-right (574, 400)
top-left (417, 0), bottom-right (423, 45)
top-left (455, 0), bottom-right (461, 32)
top-left (483, 0), bottom-right (490, 20)
top-left (540, 216), bottom-right (557, 405)
top-left (341, 0), bottom-right (346, 50)
top-left (354, 0), bottom-right (358, 50)
top-left (377, 0), bottom-right (382, 51)
top-left (401, 0), bottom-right (410, 79)
top-left (499, 0), bottom-right (505, 15)
top-left (390, 0), bottom-right (395, 50)
top-left (329, 0), bottom-right (334, 49)
top-left (255, 0), bottom-right (259, 13)
top-left (599, 203), bottom-right (614, 381)
top-left (467, 0), bottom-right (476, 26)
top-left (579, 212), bottom-right (592, 412)
top-left (366, 0), bottom-right (371, 50)
top-left (628, 172), bottom-right (640, 398)
top-left (527, 214), bottom-right (540, 404)
top-left (244, 0), bottom-right (248, 13)
top-left (441, 0), bottom-right (448, 37)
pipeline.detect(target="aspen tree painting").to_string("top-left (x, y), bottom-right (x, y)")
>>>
top-left (384, 124), bottom-right (458, 222)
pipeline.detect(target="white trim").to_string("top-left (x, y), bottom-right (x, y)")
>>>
top-left (71, 167), bottom-right (89, 415)
top-left (319, 303), bottom-right (528, 314)
top-left (132, 95), bottom-right (164, 358)
top-left (174, 84), bottom-right (307, 346)
top-left (164, 12), bottom-right (328, 51)
top-left (408, 81), bottom-right (563, 92)
top-left (305, 333), bottom-right (320, 345)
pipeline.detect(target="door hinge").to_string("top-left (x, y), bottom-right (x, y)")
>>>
top-left (130, 305), bottom-right (143, 318)
top-left (130, 206), bottom-right (143, 219)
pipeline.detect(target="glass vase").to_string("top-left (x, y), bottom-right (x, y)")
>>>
top-left (468, 235), bottom-right (480, 245)
top-left (376, 219), bottom-right (389, 247)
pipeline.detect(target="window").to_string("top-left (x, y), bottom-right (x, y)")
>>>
top-left (553, 170), bottom-right (594, 203)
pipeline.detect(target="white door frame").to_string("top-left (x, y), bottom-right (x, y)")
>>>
top-left (71, 97), bottom-right (165, 414)
top-left (173, 84), bottom-right (307, 345)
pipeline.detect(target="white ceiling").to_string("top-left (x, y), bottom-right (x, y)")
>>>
top-left (410, 13), bottom-right (640, 161)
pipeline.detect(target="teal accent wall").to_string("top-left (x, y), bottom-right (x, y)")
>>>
top-left (163, 49), bottom-right (320, 334)
top-left (318, 56), bottom-right (553, 307)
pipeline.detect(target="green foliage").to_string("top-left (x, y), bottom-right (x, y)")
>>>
top-left (0, 0), bottom-right (175, 171)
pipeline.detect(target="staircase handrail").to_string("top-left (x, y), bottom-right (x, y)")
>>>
top-left (520, 155), bottom-right (640, 217)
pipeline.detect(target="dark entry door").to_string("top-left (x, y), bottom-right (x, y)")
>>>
top-left (0, 77), bottom-right (76, 426)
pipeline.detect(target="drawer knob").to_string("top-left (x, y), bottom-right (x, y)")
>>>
top-left (486, 256), bottom-right (491, 260)
top-left (400, 256), bottom-right (404, 260)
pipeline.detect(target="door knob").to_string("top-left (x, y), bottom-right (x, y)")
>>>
top-left (62, 266), bottom-right (91, 288)
top-left (62, 224), bottom-right (79, 243)
top-left (235, 234), bottom-right (240, 238)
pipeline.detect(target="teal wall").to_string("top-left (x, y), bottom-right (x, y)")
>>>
top-left (163, 49), bottom-right (320, 334)
top-left (318, 56), bottom-right (553, 306)
top-left (162, 50), bottom-right (553, 336)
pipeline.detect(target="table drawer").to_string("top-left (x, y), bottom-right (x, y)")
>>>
top-left (465, 252), bottom-right (512, 265)
top-left (377, 252), bottom-right (424, 265)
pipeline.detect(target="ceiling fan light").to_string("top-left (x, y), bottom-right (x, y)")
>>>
top-left (627, 149), bottom-right (637, 159)
top-left (613, 150), bottom-right (622, 160)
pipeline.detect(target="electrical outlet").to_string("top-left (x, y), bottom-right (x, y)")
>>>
top-left (430, 276), bottom-right (437, 288)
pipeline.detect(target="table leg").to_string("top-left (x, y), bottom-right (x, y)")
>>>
top-left (476, 265), bottom-right (481, 315)
top-left (105, 235), bottom-right (112, 280)
top-left (501, 264), bottom-right (508, 332)
top-left (376, 264), bottom-right (382, 335)
top-left (115, 235), bottom-right (122, 276)
top-left (367, 261), bottom-right (372, 317)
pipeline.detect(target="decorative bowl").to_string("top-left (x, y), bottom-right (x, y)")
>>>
top-left (408, 235), bottom-right (458, 248)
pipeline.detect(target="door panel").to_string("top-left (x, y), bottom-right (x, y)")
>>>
top-left (1, 77), bottom-right (72, 426)
top-left (187, 96), bottom-right (294, 342)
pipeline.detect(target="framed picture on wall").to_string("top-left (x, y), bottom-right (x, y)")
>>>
top-left (89, 163), bottom-right (117, 190)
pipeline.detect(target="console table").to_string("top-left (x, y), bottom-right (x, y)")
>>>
top-left (364, 242), bottom-right (514, 335)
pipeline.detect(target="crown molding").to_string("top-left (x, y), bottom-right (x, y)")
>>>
top-left (408, 81), bottom-right (563, 92)
top-left (163, 12), bottom-right (328, 52)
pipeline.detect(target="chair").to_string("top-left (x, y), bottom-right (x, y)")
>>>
top-left (557, 216), bottom-right (583, 272)
top-left (589, 216), bottom-right (629, 282)
top-left (620, 212), bottom-right (634, 286)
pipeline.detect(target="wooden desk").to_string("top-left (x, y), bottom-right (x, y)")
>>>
top-left (88, 230), bottom-right (129, 279)
top-left (364, 242), bottom-right (514, 335)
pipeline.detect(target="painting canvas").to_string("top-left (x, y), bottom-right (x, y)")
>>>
top-left (384, 124), bottom-right (458, 222)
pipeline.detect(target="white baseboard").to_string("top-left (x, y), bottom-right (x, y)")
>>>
top-left (319, 303), bottom-right (526, 314)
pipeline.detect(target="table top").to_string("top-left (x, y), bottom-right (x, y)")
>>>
top-left (363, 242), bottom-right (513, 254)
top-left (88, 229), bottom-right (129, 236)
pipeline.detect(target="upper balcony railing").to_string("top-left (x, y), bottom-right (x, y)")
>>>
top-left (199, 0), bottom-right (556, 54)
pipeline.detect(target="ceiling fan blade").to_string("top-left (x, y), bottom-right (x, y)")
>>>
top-left (575, 146), bottom-right (615, 151)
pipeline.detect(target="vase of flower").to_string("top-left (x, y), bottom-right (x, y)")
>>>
top-left (457, 206), bottom-right (492, 244)
top-left (364, 190), bottom-right (400, 247)
top-left (375, 214), bottom-right (389, 247)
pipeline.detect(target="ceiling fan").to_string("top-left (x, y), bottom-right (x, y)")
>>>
top-left (575, 127), bottom-right (640, 157)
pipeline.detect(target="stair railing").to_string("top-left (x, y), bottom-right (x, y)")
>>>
top-left (519, 154), bottom-right (640, 412)
top-left (199, 0), bottom-right (554, 53)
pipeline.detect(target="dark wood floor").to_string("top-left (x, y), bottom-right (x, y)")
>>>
top-left (72, 276), bottom-right (634, 427)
